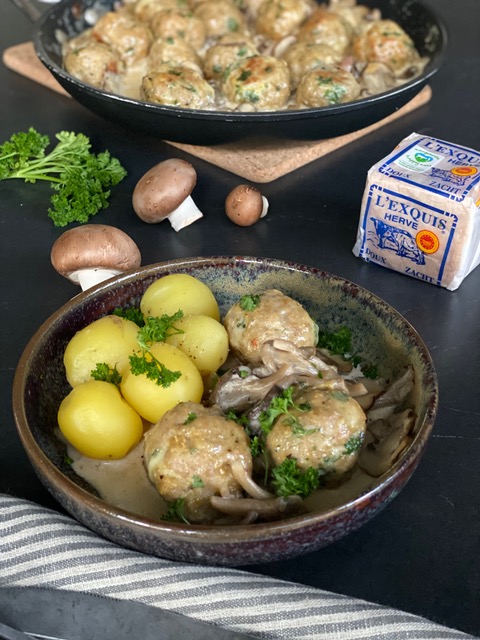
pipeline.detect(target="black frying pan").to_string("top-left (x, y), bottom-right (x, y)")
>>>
top-left (30, 0), bottom-right (447, 145)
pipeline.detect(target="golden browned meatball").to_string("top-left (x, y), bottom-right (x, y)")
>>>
top-left (281, 41), bottom-right (342, 89)
top-left (297, 7), bottom-right (352, 55)
top-left (64, 40), bottom-right (122, 89)
top-left (224, 289), bottom-right (318, 366)
top-left (352, 19), bottom-right (422, 77)
top-left (144, 402), bottom-right (252, 523)
top-left (203, 33), bottom-right (258, 82)
top-left (92, 11), bottom-right (153, 66)
top-left (133, 0), bottom-right (191, 22)
top-left (328, 2), bottom-right (378, 33)
top-left (222, 55), bottom-right (290, 110)
top-left (149, 9), bottom-right (207, 50)
top-left (194, 0), bottom-right (247, 40)
top-left (141, 63), bottom-right (215, 108)
top-left (147, 37), bottom-right (203, 73)
top-left (254, 0), bottom-right (316, 41)
top-left (266, 385), bottom-right (367, 477)
top-left (295, 65), bottom-right (360, 108)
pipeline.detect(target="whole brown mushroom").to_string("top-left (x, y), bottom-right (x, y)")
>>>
top-left (132, 158), bottom-right (203, 231)
top-left (225, 184), bottom-right (269, 227)
top-left (50, 224), bottom-right (141, 290)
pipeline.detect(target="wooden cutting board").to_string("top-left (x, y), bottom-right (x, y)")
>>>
top-left (2, 41), bottom-right (432, 183)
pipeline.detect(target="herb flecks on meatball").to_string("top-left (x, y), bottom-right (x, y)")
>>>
top-left (224, 289), bottom-right (319, 366)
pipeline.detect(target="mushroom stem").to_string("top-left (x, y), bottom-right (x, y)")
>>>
top-left (260, 196), bottom-right (269, 218)
top-left (167, 194), bottom-right (204, 232)
top-left (73, 268), bottom-right (122, 290)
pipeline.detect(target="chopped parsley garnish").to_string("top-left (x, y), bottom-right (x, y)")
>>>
top-left (317, 326), bottom-right (353, 356)
top-left (129, 351), bottom-right (181, 387)
top-left (184, 412), bottom-right (197, 424)
top-left (162, 498), bottom-right (190, 524)
top-left (191, 475), bottom-right (204, 488)
top-left (361, 363), bottom-right (379, 380)
top-left (239, 294), bottom-right (261, 311)
top-left (90, 363), bottom-right (122, 387)
top-left (112, 306), bottom-right (145, 327)
top-left (259, 386), bottom-right (310, 434)
top-left (271, 458), bottom-right (319, 498)
top-left (137, 311), bottom-right (184, 349)
top-left (344, 433), bottom-right (364, 455)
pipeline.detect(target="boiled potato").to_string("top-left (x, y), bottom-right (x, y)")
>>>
top-left (140, 274), bottom-right (220, 321)
top-left (120, 342), bottom-right (204, 423)
top-left (64, 315), bottom-right (140, 387)
top-left (58, 380), bottom-right (143, 460)
top-left (166, 314), bottom-right (229, 376)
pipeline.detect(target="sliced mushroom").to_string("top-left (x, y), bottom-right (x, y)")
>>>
top-left (225, 184), bottom-right (269, 227)
top-left (210, 494), bottom-right (306, 520)
top-left (367, 366), bottom-right (415, 422)
top-left (132, 158), bottom-right (203, 231)
top-left (358, 409), bottom-right (416, 477)
top-left (50, 224), bottom-right (141, 290)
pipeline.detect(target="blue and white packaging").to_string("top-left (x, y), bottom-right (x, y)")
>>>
top-left (353, 133), bottom-right (480, 290)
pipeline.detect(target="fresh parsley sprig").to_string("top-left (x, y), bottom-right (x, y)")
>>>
top-left (271, 457), bottom-right (319, 498)
top-left (259, 386), bottom-right (311, 434)
top-left (137, 311), bottom-right (184, 349)
top-left (0, 127), bottom-right (126, 226)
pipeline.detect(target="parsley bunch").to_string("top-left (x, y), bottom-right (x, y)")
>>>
top-left (0, 127), bottom-right (127, 226)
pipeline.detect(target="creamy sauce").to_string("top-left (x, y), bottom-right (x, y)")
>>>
top-left (68, 438), bottom-right (167, 519)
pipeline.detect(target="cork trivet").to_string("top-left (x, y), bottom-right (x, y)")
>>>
top-left (3, 41), bottom-right (432, 182)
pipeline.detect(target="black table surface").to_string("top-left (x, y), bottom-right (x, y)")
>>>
top-left (1, 0), bottom-right (479, 636)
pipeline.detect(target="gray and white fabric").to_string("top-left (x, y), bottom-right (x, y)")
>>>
top-left (0, 494), bottom-right (476, 640)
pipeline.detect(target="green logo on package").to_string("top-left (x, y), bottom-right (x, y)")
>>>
top-left (414, 152), bottom-right (434, 163)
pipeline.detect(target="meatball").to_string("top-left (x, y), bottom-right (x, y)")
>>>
top-left (149, 9), bottom-right (207, 50)
top-left (203, 33), bottom-right (258, 82)
top-left (193, 0), bottom-right (247, 40)
top-left (295, 65), bottom-right (360, 108)
top-left (281, 41), bottom-right (342, 89)
top-left (266, 385), bottom-right (367, 477)
top-left (133, 0), bottom-right (189, 22)
top-left (64, 40), bottom-right (122, 89)
top-left (352, 19), bottom-right (423, 77)
top-left (255, 0), bottom-right (316, 41)
top-left (92, 11), bottom-right (153, 66)
top-left (143, 402), bottom-right (252, 523)
top-left (222, 55), bottom-right (290, 110)
top-left (141, 64), bottom-right (215, 108)
top-left (224, 289), bottom-right (318, 366)
top-left (297, 7), bottom-right (352, 55)
top-left (147, 37), bottom-right (202, 73)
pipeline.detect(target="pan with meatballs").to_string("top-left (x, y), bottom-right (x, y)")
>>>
top-left (62, 0), bottom-right (429, 112)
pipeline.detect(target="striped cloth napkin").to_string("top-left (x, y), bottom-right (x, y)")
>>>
top-left (0, 494), bottom-right (476, 640)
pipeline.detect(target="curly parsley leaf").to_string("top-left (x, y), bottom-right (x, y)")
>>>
top-left (344, 433), bottom-right (364, 455)
top-left (317, 326), bottom-right (352, 356)
top-left (259, 386), bottom-right (311, 435)
top-left (112, 306), bottom-right (145, 327)
top-left (271, 458), bottom-right (319, 498)
top-left (240, 294), bottom-right (261, 311)
top-left (0, 127), bottom-right (126, 226)
top-left (137, 311), bottom-right (184, 349)
top-left (90, 363), bottom-right (122, 387)
top-left (129, 351), bottom-right (181, 387)
top-left (162, 498), bottom-right (190, 524)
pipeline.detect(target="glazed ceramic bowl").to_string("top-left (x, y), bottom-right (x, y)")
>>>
top-left (12, 256), bottom-right (438, 566)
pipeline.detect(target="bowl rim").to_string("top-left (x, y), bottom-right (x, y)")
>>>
top-left (12, 255), bottom-right (439, 543)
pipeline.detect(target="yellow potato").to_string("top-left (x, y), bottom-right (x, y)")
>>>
top-left (120, 342), bottom-right (204, 423)
top-left (140, 274), bottom-right (220, 321)
top-left (64, 315), bottom-right (140, 387)
top-left (166, 314), bottom-right (229, 376)
top-left (58, 380), bottom-right (143, 459)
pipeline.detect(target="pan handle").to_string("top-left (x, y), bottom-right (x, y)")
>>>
top-left (9, 0), bottom-right (57, 22)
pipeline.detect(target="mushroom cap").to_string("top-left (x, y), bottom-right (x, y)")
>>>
top-left (225, 184), bottom-right (267, 227)
top-left (50, 224), bottom-right (142, 281)
top-left (132, 158), bottom-right (197, 223)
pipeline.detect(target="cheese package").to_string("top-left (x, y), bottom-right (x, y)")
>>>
top-left (352, 133), bottom-right (480, 290)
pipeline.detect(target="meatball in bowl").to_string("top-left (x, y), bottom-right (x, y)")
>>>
top-left (13, 256), bottom-right (438, 566)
